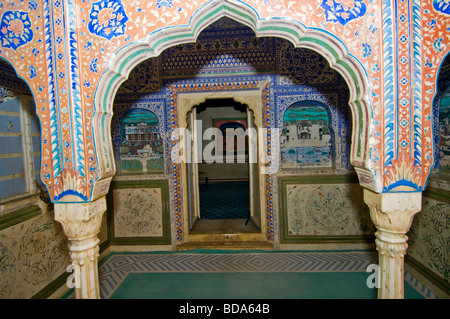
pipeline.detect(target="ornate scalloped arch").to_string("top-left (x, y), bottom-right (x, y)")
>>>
top-left (91, 0), bottom-right (376, 199)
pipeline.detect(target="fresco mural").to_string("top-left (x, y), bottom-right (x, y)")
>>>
top-left (118, 109), bottom-right (164, 174)
top-left (281, 104), bottom-right (332, 168)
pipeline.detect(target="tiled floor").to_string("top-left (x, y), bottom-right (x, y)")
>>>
top-left (199, 181), bottom-right (249, 219)
top-left (64, 250), bottom-right (438, 299)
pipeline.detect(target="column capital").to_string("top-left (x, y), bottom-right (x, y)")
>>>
top-left (54, 196), bottom-right (106, 241)
top-left (363, 189), bottom-right (422, 235)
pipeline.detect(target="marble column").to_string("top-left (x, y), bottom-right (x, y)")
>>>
top-left (363, 189), bottom-right (422, 299)
top-left (55, 196), bottom-right (106, 299)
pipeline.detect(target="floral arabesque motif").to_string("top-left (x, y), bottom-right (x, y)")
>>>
top-left (88, 0), bottom-right (129, 40)
top-left (18, 219), bottom-right (69, 285)
top-left (419, 201), bottom-right (450, 283)
top-left (0, 239), bottom-right (16, 299)
top-left (114, 188), bottom-right (163, 237)
top-left (433, 0), bottom-right (450, 15)
top-left (321, 0), bottom-right (367, 26)
top-left (0, 11), bottom-right (34, 50)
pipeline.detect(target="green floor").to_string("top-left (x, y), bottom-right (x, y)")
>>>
top-left (63, 250), bottom-right (431, 299)
top-left (109, 271), bottom-right (425, 299)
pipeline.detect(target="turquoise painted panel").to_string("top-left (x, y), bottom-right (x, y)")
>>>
top-left (0, 97), bottom-right (20, 113)
top-left (0, 115), bottom-right (21, 133)
top-left (281, 104), bottom-right (333, 168)
top-left (0, 157), bottom-right (25, 177)
top-left (0, 178), bottom-right (27, 199)
top-left (0, 136), bottom-right (23, 154)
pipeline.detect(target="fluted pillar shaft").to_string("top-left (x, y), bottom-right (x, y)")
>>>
top-left (55, 196), bottom-right (106, 299)
top-left (363, 189), bottom-right (421, 299)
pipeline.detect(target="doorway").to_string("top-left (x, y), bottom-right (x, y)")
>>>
top-left (187, 98), bottom-right (260, 234)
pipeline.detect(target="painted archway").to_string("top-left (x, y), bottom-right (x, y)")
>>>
top-left (0, 0), bottom-right (447, 204)
top-left (93, 0), bottom-right (375, 207)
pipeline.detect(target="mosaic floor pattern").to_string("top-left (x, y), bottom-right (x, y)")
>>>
top-left (65, 250), bottom-right (438, 299)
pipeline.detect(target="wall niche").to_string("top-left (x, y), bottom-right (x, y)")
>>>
top-left (281, 102), bottom-right (333, 169)
top-left (115, 108), bottom-right (165, 175)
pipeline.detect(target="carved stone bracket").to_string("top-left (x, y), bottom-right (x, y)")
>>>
top-left (363, 189), bottom-right (422, 299)
top-left (55, 196), bottom-right (106, 299)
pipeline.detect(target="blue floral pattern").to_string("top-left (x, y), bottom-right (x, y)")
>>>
top-left (321, 0), bottom-right (367, 26)
top-left (156, 0), bottom-right (174, 9)
top-left (28, 65), bottom-right (37, 79)
top-left (28, 0), bottom-right (39, 11)
top-left (433, 0), bottom-right (450, 15)
top-left (88, 0), bottom-right (129, 40)
top-left (0, 11), bottom-right (34, 50)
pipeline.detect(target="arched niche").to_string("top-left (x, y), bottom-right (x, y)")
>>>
top-left (432, 53), bottom-right (450, 179)
top-left (280, 101), bottom-right (334, 169)
top-left (115, 108), bottom-right (164, 175)
top-left (0, 59), bottom-right (42, 203)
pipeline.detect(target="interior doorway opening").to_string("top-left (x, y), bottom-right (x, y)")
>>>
top-left (187, 98), bottom-right (261, 234)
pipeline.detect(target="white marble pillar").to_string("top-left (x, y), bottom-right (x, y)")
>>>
top-left (55, 196), bottom-right (106, 299)
top-left (363, 189), bottom-right (422, 299)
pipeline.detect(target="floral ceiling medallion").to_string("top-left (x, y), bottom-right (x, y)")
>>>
top-left (433, 0), bottom-right (450, 15)
top-left (88, 0), bottom-right (129, 40)
top-left (321, 0), bottom-right (367, 26)
top-left (0, 11), bottom-right (34, 50)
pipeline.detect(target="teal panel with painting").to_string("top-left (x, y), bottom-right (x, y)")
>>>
top-left (119, 109), bottom-right (164, 174)
top-left (281, 102), bottom-right (332, 168)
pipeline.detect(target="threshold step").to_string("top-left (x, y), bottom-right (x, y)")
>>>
top-left (176, 241), bottom-right (274, 251)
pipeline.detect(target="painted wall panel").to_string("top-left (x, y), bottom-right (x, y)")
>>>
top-left (278, 176), bottom-right (375, 244)
top-left (0, 157), bottom-right (25, 176)
top-left (113, 188), bottom-right (164, 238)
top-left (0, 178), bottom-right (27, 200)
top-left (407, 186), bottom-right (450, 294)
top-left (0, 136), bottom-right (22, 154)
top-left (108, 179), bottom-right (171, 245)
top-left (0, 205), bottom-right (70, 299)
top-left (0, 97), bottom-right (20, 113)
top-left (0, 115), bottom-right (21, 133)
